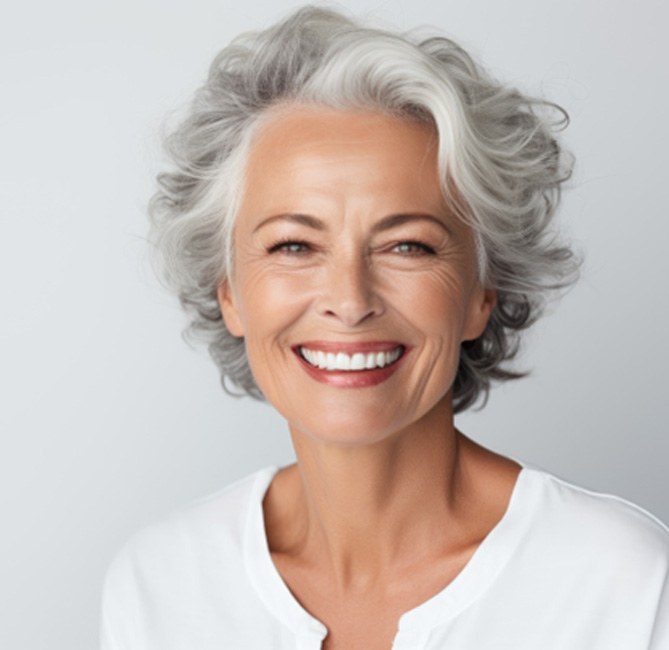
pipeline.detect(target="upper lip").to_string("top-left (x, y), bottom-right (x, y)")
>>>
top-left (294, 341), bottom-right (405, 354)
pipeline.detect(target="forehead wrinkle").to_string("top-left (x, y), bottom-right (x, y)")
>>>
top-left (240, 107), bottom-right (449, 240)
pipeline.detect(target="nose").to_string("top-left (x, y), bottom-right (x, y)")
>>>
top-left (316, 252), bottom-right (384, 327)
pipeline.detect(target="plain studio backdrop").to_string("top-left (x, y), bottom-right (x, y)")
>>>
top-left (1, 0), bottom-right (667, 648)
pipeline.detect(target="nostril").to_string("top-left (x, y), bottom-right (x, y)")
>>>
top-left (320, 299), bottom-right (382, 326)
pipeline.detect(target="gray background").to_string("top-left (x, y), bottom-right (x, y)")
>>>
top-left (1, 0), bottom-right (667, 648)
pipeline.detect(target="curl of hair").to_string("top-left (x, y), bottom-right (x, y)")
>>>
top-left (149, 5), bottom-right (580, 412)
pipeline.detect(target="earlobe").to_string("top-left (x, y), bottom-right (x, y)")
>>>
top-left (217, 280), bottom-right (245, 337)
top-left (462, 287), bottom-right (497, 342)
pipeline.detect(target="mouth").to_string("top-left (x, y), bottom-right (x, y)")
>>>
top-left (297, 345), bottom-right (405, 371)
top-left (293, 342), bottom-right (407, 388)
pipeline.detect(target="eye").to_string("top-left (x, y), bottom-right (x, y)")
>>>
top-left (391, 241), bottom-right (437, 255)
top-left (267, 239), bottom-right (312, 255)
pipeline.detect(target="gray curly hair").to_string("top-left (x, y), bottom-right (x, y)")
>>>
top-left (149, 5), bottom-right (580, 413)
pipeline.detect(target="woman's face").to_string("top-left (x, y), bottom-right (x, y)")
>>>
top-left (219, 105), bottom-right (495, 446)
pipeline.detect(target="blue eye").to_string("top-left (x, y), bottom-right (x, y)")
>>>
top-left (392, 241), bottom-right (436, 255)
top-left (268, 240), bottom-right (311, 254)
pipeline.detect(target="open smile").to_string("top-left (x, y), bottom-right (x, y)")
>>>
top-left (298, 345), bottom-right (404, 371)
top-left (293, 342), bottom-right (408, 387)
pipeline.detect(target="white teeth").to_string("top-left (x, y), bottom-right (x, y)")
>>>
top-left (351, 353), bottom-right (366, 370)
top-left (335, 352), bottom-right (351, 370)
top-left (300, 346), bottom-right (403, 371)
top-left (301, 348), bottom-right (316, 365)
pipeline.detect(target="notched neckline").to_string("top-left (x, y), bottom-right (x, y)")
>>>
top-left (243, 465), bottom-right (541, 643)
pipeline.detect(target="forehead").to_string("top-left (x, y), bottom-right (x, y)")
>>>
top-left (239, 105), bottom-right (444, 217)
top-left (251, 103), bottom-right (436, 151)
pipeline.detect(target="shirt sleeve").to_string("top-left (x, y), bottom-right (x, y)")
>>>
top-left (649, 568), bottom-right (669, 650)
top-left (99, 550), bottom-right (139, 650)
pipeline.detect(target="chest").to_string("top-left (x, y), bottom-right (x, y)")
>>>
top-left (271, 551), bottom-right (473, 650)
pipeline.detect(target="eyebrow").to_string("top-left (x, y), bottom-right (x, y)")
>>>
top-left (253, 212), bottom-right (452, 235)
top-left (371, 213), bottom-right (452, 235)
top-left (253, 213), bottom-right (324, 233)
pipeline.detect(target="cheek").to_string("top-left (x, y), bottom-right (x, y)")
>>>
top-left (390, 269), bottom-right (471, 336)
top-left (235, 266), bottom-right (312, 342)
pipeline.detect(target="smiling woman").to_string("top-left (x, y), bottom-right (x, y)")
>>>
top-left (217, 106), bottom-right (495, 443)
top-left (100, 6), bottom-right (669, 650)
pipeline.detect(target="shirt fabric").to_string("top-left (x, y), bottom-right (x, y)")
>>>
top-left (100, 465), bottom-right (669, 649)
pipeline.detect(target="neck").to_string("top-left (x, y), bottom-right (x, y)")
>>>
top-left (270, 398), bottom-right (490, 592)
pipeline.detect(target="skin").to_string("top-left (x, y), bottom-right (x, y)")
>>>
top-left (218, 105), bottom-right (521, 650)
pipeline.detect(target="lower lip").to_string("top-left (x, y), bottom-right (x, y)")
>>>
top-left (294, 349), bottom-right (408, 388)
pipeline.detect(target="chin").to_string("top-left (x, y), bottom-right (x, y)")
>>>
top-left (286, 405), bottom-right (419, 449)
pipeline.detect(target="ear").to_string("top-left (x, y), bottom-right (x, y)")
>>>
top-left (217, 279), bottom-right (245, 338)
top-left (462, 287), bottom-right (496, 342)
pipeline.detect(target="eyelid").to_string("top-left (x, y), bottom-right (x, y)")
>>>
top-left (267, 238), bottom-right (313, 254)
top-left (266, 235), bottom-right (440, 256)
top-left (390, 240), bottom-right (437, 255)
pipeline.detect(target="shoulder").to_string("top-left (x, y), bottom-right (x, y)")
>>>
top-left (100, 467), bottom-right (280, 647)
top-left (104, 466), bottom-right (277, 589)
top-left (500, 468), bottom-right (669, 642)
top-left (521, 467), bottom-right (669, 568)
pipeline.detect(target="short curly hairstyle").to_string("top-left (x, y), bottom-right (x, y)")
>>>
top-left (149, 5), bottom-right (580, 412)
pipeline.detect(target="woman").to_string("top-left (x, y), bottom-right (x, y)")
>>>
top-left (101, 7), bottom-right (668, 649)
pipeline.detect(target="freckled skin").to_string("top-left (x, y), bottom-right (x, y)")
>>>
top-left (217, 105), bottom-right (519, 649)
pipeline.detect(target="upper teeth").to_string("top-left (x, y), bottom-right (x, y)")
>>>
top-left (300, 347), bottom-right (403, 371)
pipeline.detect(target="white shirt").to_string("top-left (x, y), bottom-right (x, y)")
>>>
top-left (100, 466), bottom-right (669, 649)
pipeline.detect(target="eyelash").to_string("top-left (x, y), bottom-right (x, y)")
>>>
top-left (391, 241), bottom-right (437, 255)
top-left (267, 239), bottom-right (312, 255)
top-left (266, 239), bottom-right (437, 256)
